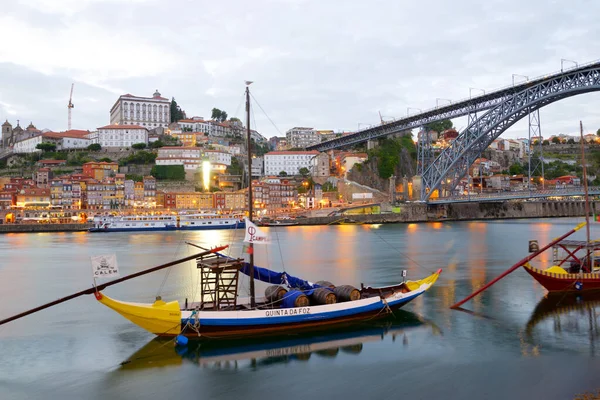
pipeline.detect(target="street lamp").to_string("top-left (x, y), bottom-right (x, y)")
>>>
top-left (561, 58), bottom-right (578, 72)
top-left (469, 87), bottom-right (485, 98)
top-left (512, 74), bottom-right (529, 86)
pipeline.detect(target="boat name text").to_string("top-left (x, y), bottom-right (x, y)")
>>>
top-left (265, 308), bottom-right (310, 317)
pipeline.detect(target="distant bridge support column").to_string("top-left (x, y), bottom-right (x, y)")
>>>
top-left (528, 109), bottom-right (545, 191)
top-left (367, 139), bottom-right (377, 150)
top-left (416, 127), bottom-right (431, 199)
top-left (412, 176), bottom-right (423, 201)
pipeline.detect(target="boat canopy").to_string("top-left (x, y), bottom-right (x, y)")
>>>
top-left (240, 263), bottom-right (318, 291)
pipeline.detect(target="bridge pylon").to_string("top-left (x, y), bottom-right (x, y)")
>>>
top-left (528, 109), bottom-right (545, 191)
top-left (416, 127), bottom-right (432, 199)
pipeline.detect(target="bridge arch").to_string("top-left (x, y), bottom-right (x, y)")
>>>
top-left (421, 67), bottom-right (600, 201)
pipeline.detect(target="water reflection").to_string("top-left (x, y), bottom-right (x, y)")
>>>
top-left (119, 311), bottom-right (442, 372)
top-left (524, 293), bottom-right (600, 356)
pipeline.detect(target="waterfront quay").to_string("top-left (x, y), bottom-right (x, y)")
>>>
top-left (0, 199), bottom-right (596, 233)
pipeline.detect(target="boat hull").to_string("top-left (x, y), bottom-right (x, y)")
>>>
top-left (177, 291), bottom-right (422, 339)
top-left (89, 222), bottom-right (245, 232)
top-left (523, 264), bottom-right (600, 293)
top-left (96, 270), bottom-right (440, 340)
top-left (89, 225), bottom-right (177, 232)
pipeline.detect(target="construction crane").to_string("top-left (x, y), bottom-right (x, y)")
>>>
top-left (67, 83), bottom-right (74, 130)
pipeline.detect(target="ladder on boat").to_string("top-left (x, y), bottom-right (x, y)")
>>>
top-left (196, 254), bottom-right (244, 311)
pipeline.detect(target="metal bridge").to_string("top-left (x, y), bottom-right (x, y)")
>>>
top-left (308, 59), bottom-right (600, 152)
top-left (308, 58), bottom-right (600, 203)
top-left (426, 187), bottom-right (600, 204)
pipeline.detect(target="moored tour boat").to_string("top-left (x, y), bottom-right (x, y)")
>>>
top-left (90, 213), bottom-right (245, 232)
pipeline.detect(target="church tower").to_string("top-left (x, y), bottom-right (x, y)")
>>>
top-left (1, 120), bottom-right (12, 148)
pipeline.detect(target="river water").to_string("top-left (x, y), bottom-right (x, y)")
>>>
top-left (1, 219), bottom-right (599, 399)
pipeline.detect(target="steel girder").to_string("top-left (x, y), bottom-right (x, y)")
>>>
top-left (309, 60), bottom-right (600, 152)
top-left (421, 67), bottom-right (600, 201)
top-left (309, 95), bottom-right (509, 151)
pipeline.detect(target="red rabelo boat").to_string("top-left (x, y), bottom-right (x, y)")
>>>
top-left (524, 121), bottom-right (600, 294)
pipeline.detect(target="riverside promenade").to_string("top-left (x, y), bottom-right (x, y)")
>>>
top-left (0, 200), bottom-right (596, 233)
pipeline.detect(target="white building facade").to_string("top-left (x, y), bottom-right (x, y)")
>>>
top-left (203, 150), bottom-right (231, 166)
top-left (177, 117), bottom-right (212, 133)
top-left (97, 125), bottom-right (148, 148)
top-left (264, 151), bottom-right (319, 176)
top-left (286, 127), bottom-right (321, 149)
top-left (110, 90), bottom-right (170, 129)
top-left (13, 132), bottom-right (91, 153)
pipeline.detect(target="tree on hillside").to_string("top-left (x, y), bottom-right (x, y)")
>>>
top-left (211, 108), bottom-right (228, 122)
top-left (36, 143), bottom-right (57, 152)
top-left (425, 119), bottom-right (453, 133)
top-left (509, 162), bottom-right (525, 175)
top-left (87, 143), bottom-right (101, 151)
top-left (170, 98), bottom-right (186, 123)
top-left (299, 167), bottom-right (310, 177)
top-left (151, 165), bottom-right (185, 180)
top-left (551, 136), bottom-right (561, 144)
top-left (597, 128), bottom-right (600, 137)
top-left (132, 143), bottom-right (147, 150)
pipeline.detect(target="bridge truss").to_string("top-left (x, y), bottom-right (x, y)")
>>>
top-left (308, 60), bottom-right (600, 152)
top-left (421, 65), bottom-right (600, 201)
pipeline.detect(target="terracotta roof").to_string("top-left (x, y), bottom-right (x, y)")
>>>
top-left (178, 119), bottom-right (208, 124)
top-left (38, 159), bottom-right (67, 164)
top-left (266, 151), bottom-right (319, 155)
top-left (120, 93), bottom-right (169, 101)
top-left (37, 168), bottom-right (51, 172)
top-left (83, 161), bottom-right (119, 166)
top-left (97, 124), bottom-right (148, 130)
top-left (42, 131), bottom-right (91, 139)
top-left (156, 157), bottom-right (201, 161)
top-left (159, 146), bottom-right (199, 150)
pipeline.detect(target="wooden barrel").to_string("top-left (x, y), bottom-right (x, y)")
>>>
top-left (316, 348), bottom-right (340, 357)
top-left (265, 285), bottom-right (287, 304)
top-left (311, 288), bottom-right (337, 305)
top-left (315, 280), bottom-right (335, 289)
top-left (282, 290), bottom-right (310, 308)
top-left (334, 285), bottom-right (361, 302)
top-left (341, 344), bottom-right (363, 354)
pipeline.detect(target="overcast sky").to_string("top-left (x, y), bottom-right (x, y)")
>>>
top-left (1, 0), bottom-right (599, 139)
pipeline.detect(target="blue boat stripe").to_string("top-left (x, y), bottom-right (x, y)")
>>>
top-left (182, 290), bottom-right (424, 326)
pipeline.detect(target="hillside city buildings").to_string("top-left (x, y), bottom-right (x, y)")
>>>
top-left (0, 87), bottom-right (594, 224)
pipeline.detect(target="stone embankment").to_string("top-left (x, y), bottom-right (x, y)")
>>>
top-left (0, 223), bottom-right (93, 233)
top-left (0, 200), bottom-right (595, 234)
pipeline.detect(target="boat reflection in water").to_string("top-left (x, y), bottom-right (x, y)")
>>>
top-left (524, 292), bottom-right (600, 355)
top-left (120, 311), bottom-right (441, 371)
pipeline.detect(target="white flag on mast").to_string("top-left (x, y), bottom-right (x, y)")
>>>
top-left (91, 254), bottom-right (120, 278)
top-left (243, 218), bottom-right (270, 244)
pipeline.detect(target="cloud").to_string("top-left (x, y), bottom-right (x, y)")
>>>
top-left (0, 0), bottom-right (599, 139)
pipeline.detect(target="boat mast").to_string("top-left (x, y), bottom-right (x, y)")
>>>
top-left (580, 120), bottom-right (591, 271)
top-left (246, 81), bottom-right (256, 308)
